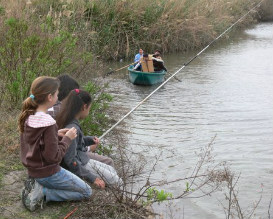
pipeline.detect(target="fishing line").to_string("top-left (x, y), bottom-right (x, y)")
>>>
top-left (99, 0), bottom-right (264, 140)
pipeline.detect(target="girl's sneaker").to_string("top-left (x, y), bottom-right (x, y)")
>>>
top-left (22, 180), bottom-right (44, 211)
top-left (21, 178), bottom-right (35, 206)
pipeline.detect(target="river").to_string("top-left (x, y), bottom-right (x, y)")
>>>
top-left (104, 22), bottom-right (273, 218)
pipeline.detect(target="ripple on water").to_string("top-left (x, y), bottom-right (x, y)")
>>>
top-left (107, 23), bottom-right (273, 219)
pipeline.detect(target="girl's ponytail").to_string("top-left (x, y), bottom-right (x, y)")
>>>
top-left (18, 76), bottom-right (60, 132)
top-left (18, 96), bottom-right (38, 132)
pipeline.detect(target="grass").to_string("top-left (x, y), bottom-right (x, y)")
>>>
top-left (0, 111), bottom-right (21, 190)
top-left (0, 112), bottom-right (21, 174)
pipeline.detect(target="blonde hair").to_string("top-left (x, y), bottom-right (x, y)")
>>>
top-left (18, 76), bottom-right (60, 132)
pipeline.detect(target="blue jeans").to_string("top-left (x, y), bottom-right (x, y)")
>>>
top-left (36, 167), bottom-right (92, 202)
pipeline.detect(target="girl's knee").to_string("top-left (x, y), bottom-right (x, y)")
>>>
top-left (83, 184), bottom-right (92, 198)
top-left (108, 175), bottom-right (123, 187)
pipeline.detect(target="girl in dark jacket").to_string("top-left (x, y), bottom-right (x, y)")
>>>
top-left (56, 89), bottom-right (122, 187)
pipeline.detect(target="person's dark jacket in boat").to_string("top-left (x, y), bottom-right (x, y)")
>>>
top-left (152, 54), bottom-right (167, 72)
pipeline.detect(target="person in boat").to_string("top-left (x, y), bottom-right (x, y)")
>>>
top-left (134, 48), bottom-right (144, 63)
top-left (133, 53), bottom-right (149, 71)
top-left (152, 53), bottom-right (167, 72)
top-left (154, 49), bottom-right (162, 59)
top-left (134, 53), bottom-right (167, 72)
top-left (133, 48), bottom-right (144, 71)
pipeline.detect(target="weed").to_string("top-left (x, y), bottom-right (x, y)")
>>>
top-left (145, 187), bottom-right (173, 204)
top-left (184, 181), bottom-right (195, 192)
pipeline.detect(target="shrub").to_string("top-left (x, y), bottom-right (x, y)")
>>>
top-left (0, 17), bottom-right (92, 108)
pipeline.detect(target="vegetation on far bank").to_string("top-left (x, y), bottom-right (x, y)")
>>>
top-left (0, 0), bottom-right (266, 62)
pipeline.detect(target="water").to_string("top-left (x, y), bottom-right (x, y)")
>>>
top-left (104, 23), bottom-right (273, 218)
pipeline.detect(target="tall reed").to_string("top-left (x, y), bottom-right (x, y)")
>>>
top-left (0, 0), bottom-right (262, 61)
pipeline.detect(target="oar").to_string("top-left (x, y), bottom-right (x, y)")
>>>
top-left (104, 62), bottom-right (137, 77)
top-left (166, 72), bottom-right (182, 82)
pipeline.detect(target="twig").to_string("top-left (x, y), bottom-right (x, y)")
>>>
top-left (247, 190), bottom-right (262, 219)
top-left (227, 174), bottom-right (233, 219)
top-left (64, 207), bottom-right (78, 219)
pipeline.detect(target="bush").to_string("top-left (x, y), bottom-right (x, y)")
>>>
top-left (81, 81), bottom-right (113, 137)
top-left (0, 17), bottom-right (92, 108)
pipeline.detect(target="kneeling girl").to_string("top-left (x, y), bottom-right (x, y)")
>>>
top-left (56, 89), bottom-right (121, 187)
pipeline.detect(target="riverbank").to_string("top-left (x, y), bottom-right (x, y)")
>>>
top-left (259, 0), bottom-right (273, 21)
top-left (0, 95), bottom-right (156, 219)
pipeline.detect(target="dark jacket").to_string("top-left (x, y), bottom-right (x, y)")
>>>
top-left (20, 112), bottom-right (72, 178)
top-left (153, 58), bottom-right (167, 72)
top-left (63, 119), bottom-right (96, 183)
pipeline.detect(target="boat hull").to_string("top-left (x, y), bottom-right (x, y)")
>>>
top-left (128, 66), bottom-right (166, 85)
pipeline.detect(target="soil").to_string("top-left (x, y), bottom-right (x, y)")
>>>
top-left (0, 170), bottom-right (26, 218)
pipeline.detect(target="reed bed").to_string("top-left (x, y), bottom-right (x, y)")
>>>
top-left (0, 0), bottom-right (263, 60)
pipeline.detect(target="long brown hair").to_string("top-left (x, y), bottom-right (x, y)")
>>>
top-left (56, 89), bottom-right (92, 129)
top-left (18, 76), bottom-right (60, 132)
top-left (57, 74), bottom-right (79, 101)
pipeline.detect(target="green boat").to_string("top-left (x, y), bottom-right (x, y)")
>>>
top-left (128, 66), bottom-right (167, 85)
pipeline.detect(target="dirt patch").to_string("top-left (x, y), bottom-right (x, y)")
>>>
top-left (0, 170), bottom-right (26, 218)
top-left (0, 170), bottom-right (79, 219)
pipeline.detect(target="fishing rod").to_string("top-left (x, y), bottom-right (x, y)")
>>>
top-left (99, 0), bottom-right (264, 141)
